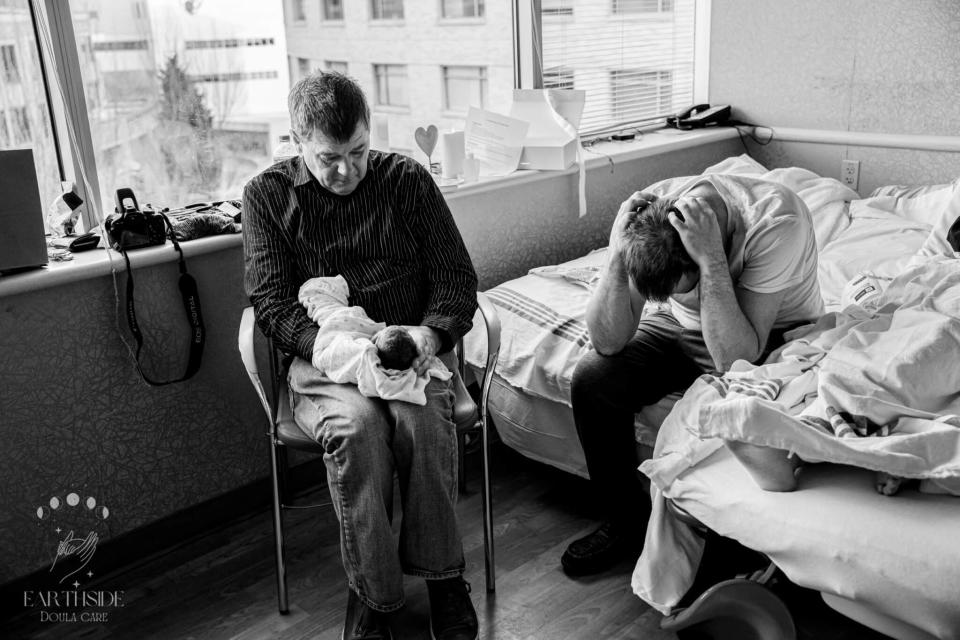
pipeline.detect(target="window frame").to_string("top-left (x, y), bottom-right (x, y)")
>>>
top-left (441, 64), bottom-right (488, 112)
top-left (322, 0), bottom-right (344, 21)
top-left (372, 63), bottom-right (409, 107)
top-left (440, 0), bottom-right (484, 20)
top-left (370, 0), bottom-right (404, 21)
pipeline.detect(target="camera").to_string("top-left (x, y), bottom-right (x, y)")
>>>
top-left (104, 188), bottom-right (167, 251)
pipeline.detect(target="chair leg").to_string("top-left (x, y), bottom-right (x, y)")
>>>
top-left (457, 432), bottom-right (468, 493)
top-left (269, 438), bottom-right (290, 614)
top-left (479, 414), bottom-right (495, 593)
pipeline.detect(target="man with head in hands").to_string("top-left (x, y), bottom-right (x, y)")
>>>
top-left (243, 70), bottom-right (479, 640)
top-left (560, 174), bottom-right (823, 576)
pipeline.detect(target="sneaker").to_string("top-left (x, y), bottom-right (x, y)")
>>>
top-left (342, 588), bottom-right (392, 640)
top-left (560, 521), bottom-right (645, 577)
top-left (426, 576), bottom-right (478, 640)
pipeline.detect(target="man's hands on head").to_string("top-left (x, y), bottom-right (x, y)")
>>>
top-left (668, 195), bottom-right (727, 271)
top-left (400, 325), bottom-right (443, 375)
top-left (609, 191), bottom-right (657, 257)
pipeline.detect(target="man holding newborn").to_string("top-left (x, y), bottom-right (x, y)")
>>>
top-left (243, 71), bottom-right (478, 640)
top-left (560, 175), bottom-right (823, 577)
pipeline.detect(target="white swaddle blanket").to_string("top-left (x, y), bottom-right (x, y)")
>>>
top-left (299, 276), bottom-right (451, 405)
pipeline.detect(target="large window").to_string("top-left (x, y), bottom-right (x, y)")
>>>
top-left (442, 65), bottom-right (487, 112)
top-left (370, 0), bottom-right (403, 21)
top-left (66, 0), bottom-right (288, 212)
top-left (441, 0), bottom-right (484, 19)
top-left (538, 0), bottom-right (696, 134)
top-left (373, 64), bottom-right (407, 106)
top-left (0, 1), bottom-right (61, 207)
top-left (9, 0), bottom-right (703, 231)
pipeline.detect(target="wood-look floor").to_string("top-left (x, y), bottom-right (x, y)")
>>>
top-left (5, 444), bottom-right (676, 640)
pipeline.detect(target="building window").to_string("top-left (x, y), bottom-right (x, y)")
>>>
top-left (442, 65), bottom-right (486, 112)
top-left (1, 44), bottom-right (19, 83)
top-left (441, 0), bottom-right (483, 19)
top-left (612, 0), bottom-right (674, 14)
top-left (370, 0), bottom-right (403, 20)
top-left (541, 0), bottom-right (573, 17)
top-left (290, 0), bottom-right (306, 22)
top-left (91, 40), bottom-right (149, 51)
top-left (297, 57), bottom-right (311, 79)
top-left (323, 0), bottom-right (344, 20)
top-left (543, 66), bottom-right (574, 90)
top-left (185, 37), bottom-right (276, 50)
top-left (373, 64), bottom-right (408, 106)
top-left (325, 60), bottom-right (348, 74)
top-left (190, 71), bottom-right (280, 83)
top-left (611, 69), bottom-right (673, 123)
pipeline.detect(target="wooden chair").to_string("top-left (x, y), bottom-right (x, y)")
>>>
top-left (237, 293), bottom-right (501, 613)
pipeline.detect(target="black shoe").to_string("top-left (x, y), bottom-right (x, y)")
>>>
top-left (342, 588), bottom-right (392, 640)
top-left (560, 521), bottom-right (645, 577)
top-left (426, 576), bottom-right (478, 640)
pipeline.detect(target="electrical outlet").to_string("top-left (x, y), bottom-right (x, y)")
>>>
top-left (841, 159), bottom-right (860, 191)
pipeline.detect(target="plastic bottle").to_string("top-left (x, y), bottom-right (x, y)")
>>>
top-left (272, 134), bottom-right (298, 164)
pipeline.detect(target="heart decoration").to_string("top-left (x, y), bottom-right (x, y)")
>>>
top-left (414, 125), bottom-right (439, 159)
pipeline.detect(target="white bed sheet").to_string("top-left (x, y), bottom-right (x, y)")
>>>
top-left (638, 448), bottom-right (960, 639)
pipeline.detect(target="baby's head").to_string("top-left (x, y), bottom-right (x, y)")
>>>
top-left (374, 326), bottom-right (418, 371)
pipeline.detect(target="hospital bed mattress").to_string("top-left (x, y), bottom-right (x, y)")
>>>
top-left (665, 446), bottom-right (960, 640)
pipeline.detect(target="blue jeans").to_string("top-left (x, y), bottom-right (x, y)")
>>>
top-left (288, 354), bottom-right (465, 612)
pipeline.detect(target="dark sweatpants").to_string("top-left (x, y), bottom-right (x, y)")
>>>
top-left (572, 310), bottom-right (791, 531)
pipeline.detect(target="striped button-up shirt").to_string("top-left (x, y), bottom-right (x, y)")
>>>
top-left (242, 151), bottom-right (478, 361)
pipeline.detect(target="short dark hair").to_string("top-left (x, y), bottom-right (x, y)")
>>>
top-left (288, 71), bottom-right (370, 143)
top-left (620, 197), bottom-right (698, 301)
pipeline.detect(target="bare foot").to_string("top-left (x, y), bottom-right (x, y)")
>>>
top-left (725, 441), bottom-right (800, 492)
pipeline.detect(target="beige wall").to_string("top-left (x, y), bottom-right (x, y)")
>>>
top-left (709, 0), bottom-right (960, 193)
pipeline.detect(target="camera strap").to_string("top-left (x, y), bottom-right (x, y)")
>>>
top-left (121, 212), bottom-right (205, 386)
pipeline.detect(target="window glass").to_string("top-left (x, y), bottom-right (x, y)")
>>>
top-left (442, 65), bottom-right (486, 112)
top-left (323, 0), bottom-right (343, 21)
top-left (441, 0), bottom-right (483, 19)
top-left (370, 0), bottom-right (403, 20)
top-left (325, 60), bottom-right (348, 73)
top-left (70, 0), bottom-right (289, 208)
top-left (0, 0), bottom-right (62, 206)
top-left (373, 64), bottom-right (407, 106)
top-left (290, 0), bottom-right (306, 22)
top-left (542, 66), bottom-right (574, 90)
top-left (541, 0), bottom-right (695, 135)
top-left (613, 0), bottom-right (674, 13)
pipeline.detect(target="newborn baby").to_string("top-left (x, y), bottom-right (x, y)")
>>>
top-left (373, 325), bottom-right (418, 371)
top-left (298, 275), bottom-right (451, 404)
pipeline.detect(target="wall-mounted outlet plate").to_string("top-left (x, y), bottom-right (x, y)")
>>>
top-left (841, 159), bottom-right (860, 191)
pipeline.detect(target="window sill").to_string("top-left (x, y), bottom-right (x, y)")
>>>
top-left (0, 127), bottom-right (738, 298)
top-left (0, 234), bottom-right (241, 298)
top-left (443, 126), bottom-right (739, 200)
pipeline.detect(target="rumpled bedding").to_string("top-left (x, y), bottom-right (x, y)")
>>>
top-left (299, 276), bottom-right (451, 405)
top-left (633, 255), bottom-right (960, 616)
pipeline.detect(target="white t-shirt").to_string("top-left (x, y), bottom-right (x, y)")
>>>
top-left (664, 174), bottom-right (823, 330)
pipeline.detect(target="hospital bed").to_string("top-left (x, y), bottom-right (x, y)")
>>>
top-left (464, 155), bottom-right (960, 639)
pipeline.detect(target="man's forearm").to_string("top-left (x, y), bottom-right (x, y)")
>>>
top-left (585, 253), bottom-right (644, 355)
top-left (698, 259), bottom-right (761, 371)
